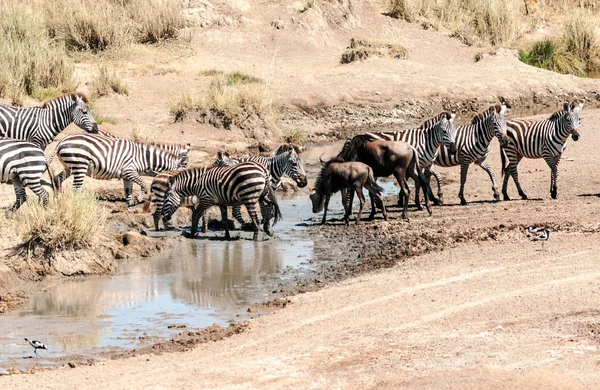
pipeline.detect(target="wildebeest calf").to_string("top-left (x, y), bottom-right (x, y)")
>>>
top-left (310, 157), bottom-right (387, 225)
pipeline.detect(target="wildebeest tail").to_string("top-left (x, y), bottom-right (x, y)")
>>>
top-left (142, 192), bottom-right (153, 213)
top-left (366, 167), bottom-right (383, 196)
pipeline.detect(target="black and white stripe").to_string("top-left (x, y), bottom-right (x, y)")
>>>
top-left (162, 162), bottom-right (282, 241)
top-left (361, 111), bottom-right (457, 206)
top-left (0, 138), bottom-right (51, 213)
top-left (501, 102), bottom-right (583, 200)
top-left (434, 103), bottom-right (508, 205)
top-left (0, 93), bottom-right (98, 150)
top-left (50, 133), bottom-right (189, 206)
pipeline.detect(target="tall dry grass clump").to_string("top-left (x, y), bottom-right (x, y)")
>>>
top-left (564, 13), bottom-right (600, 72)
top-left (44, 0), bottom-right (132, 53)
top-left (91, 66), bottom-right (130, 97)
top-left (127, 0), bottom-right (184, 44)
top-left (0, 1), bottom-right (74, 105)
top-left (14, 189), bottom-right (107, 256)
top-left (170, 72), bottom-right (274, 128)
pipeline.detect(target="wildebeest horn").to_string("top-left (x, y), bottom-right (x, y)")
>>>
top-left (319, 154), bottom-right (326, 165)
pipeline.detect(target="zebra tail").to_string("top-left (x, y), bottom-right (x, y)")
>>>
top-left (46, 163), bottom-right (57, 194)
top-left (142, 193), bottom-right (153, 213)
top-left (265, 185), bottom-right (282, 227)
top-left (500, 145), bottom-right (507, 177)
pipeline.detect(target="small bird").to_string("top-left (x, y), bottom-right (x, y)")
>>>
top-left (24, 338), bottom-right (47, 358)
top-left (527, 226), bottom-right (551, 250)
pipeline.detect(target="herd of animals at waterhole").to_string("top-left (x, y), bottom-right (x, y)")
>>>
top-left (0, 93), bottom-right (584, 242)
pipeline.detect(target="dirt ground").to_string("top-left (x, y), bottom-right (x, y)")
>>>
top-left (4, 0), bottom-right (600, 386)
top-left (3, 106), bottom-right (600, 387)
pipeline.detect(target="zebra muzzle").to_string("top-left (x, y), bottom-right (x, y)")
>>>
top-left (572, 130), bottom-right (580, 141)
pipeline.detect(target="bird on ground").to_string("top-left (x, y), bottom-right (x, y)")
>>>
top-left (24, 338), bottom-right (47, 358)
top-left (527, 226), bottom-right (551, 250)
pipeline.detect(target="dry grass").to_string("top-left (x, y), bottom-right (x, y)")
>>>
top-left (13, 189), bottom-right (107, 256)
top-left (127, 0), bottom-right (184, 44)
top-left (341, 38), bottom-right (408, 64)
top-left (91, 66), bottom-right (130, 97)
top-left (171, 72), bottom-right (274, 128)
top-left (283, 129), bottom-right (309, 147)
top-left (0, 1), bottom-right (74, 105)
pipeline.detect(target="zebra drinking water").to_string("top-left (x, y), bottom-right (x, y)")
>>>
top-left (0, 93), bottom-right (98, 150)
top-left (0, 138), bottom-right (53, 213)
top-left (434, 103), bottom-right (509, 205)
top-left (501, 101), bottom-right (583, 201)
top-left (162, 162), bottom-right (282, 241)
top-left (362, 111), bottom-right (457, 208)
top-left (49, 133), bottom-right (189, 206)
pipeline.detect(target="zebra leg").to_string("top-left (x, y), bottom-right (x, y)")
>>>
top-left (428, 166), bottom-right (444, 205)
top-left (457, 162), bottom-right (471, 205)
top-left (8, 177), bottom-right (27, 215)
top-left (71, 166), bottom-right (88, 192)
top-left (187, 206), bottom-right (204, 238)
top-left (476, 158), bottom-right (500, 202)
top-left (201, 209), bottom-right (208, 233)
top-left (414, 179), bottom-right (423, 211)
top-left (505, 156), bottom-right (528, 201)
top-left (346, 188), bottom-right (355, 224)
top-left (220, 206), bottom-right (231, 239)
top-left (54, 168), bottom-right (71, 189)
top-left (123, 179), bottom-right (135, 207)
top-left (545, 154), bottom-right (561, 200)
top-left (22, 176), bottom-right (49, 208)
top-left (232, 205), bottom-right (246, 228)
top-left (243, 202), bottom-right (261, 241)
top-left (122, 171), bottom-right (147, 206)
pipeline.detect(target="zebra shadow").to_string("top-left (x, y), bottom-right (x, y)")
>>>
top-left (578, 193), bottom-right (600, 198)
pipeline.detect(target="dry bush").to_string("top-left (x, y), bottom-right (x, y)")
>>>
top-left (564, 12), bottom-right (600, 72)
top-left (91, 66), bottom-right (130, 97)
top-left (13, 189), bottom-right (107, 256)
top-left (126, 0), bottom-right (184, 44)
top-left (170, 73), bottom-right (274, 128)
top-left (283, 129), bottom-right (309, 147)
top-left (341, 38), bottom-right (408, 63)
top-left (44, 0), bottom-right (132, 53)
top-left (0, 1), bottom-right (74, 103)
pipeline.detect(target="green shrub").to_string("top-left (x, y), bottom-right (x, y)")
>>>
top-left (519, 39), bottom-right (587, 77)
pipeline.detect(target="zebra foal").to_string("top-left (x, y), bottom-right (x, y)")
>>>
top-left (0, 93), bottom-right (98, 150)
top-left (49, 133), bottom-right (189, 206)
top-left (0, 139), bottom-right (53, 213)
top-left (162, 162), bottom-right (282, 241)
top-left (501, 101), bottom-right (583, 200)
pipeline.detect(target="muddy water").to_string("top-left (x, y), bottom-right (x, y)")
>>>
top-left (0, 178), bottom-right (399, 372)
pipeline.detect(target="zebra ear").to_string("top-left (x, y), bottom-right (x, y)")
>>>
top-left (167, 175), bottom-right (175, 189)
top-left (185, 143), bottom-right (191, 152)
top-left (499, 104), bottom-right (507, 115)
top-left (449, 112), bottom-right (456, 122)
top-left (217, 151), bottom-right (224, 160)
top-left (563, 102), bottom-right (571, 112)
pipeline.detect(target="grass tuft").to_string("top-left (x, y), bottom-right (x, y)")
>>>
top-left (341, 38), bottom-right (408, 64)
top-left (91, 66), bottom-right (130, 97)
top-left (13, 189), bottom-right (107, 256)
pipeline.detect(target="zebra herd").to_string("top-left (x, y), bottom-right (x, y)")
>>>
top-left (0, 92), bottom-right (585, 240)
top-left (325, 100), bottom-right (583, 222)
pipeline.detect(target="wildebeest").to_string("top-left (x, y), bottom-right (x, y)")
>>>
top-left (337, 135), bottom-right (434, 220)
top-left (310, 157), bottom-right (387, 225)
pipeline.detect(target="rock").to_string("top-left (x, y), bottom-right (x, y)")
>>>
top-left (271, 19), bottom-right (285, 29)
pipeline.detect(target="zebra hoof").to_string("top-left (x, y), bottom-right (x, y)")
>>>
top-left (181, 231), bottom-right (198, 239)
top-left (520, 194), bottom-right (529, 200)
top-left (460, 198), bottom-right (468, 206)
top-left (437, 195), bottom-right (444, 205)
top-left (493, 193), bottom-right (500, 201)
top-left (415, 205), bottom-right (424, 211)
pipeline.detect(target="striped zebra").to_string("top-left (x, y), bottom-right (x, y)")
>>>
top-left (434, 103), bottom-right (509, 205)
top-left (214, 148), bottom-right (307, 226)
top-left (362, 111), bottom-right (457, 207)
top-left (0, 138), bottom-right (53, 213)
top-left (501, 101), bottom-right (583, 201)
top-left (49, 133), bottom-right (189, 206)
top-left (145, 147), bottom-right (304, 231)
top-left (0, 93), bottom-right (98, 150)
top-left (98, 130), bottom-right (191, 162)
top-left (162, 162), bottom-right (282, 241)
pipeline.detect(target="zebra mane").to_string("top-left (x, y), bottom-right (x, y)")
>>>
top-left (314, 157), bottom-right (345, 189)
top-left (275, 142), bottom-right (302, 155)
top-left (41, 92), bottom-right (89, 108)
top-left (549, 108), bottom-right (569, 121)
top-left (147, 140), bottom-right (190, 152)
top-left (471, 106), bottom-right (494, 125)
top-left (421, 112), bottom-right (452, 129)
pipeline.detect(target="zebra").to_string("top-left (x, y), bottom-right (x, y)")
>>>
top-left (145, 147), bottom-right (304, 231)
top-left (434, 102), bottom-right (509, 205)
top-left (98, 129), bottom-right (191, 162)
top-left (0, 93), bottom-right (98, 150)
top-left (162, 162), bottom-right (282, 241)
top-left (49, 133), bottom-right (189, 206)
top-left (214, 148), bottom-right (307, 227)
top-left (361, 111), bottom-right (457, 208)
top-left (0, 138), bottom-right (53, 213)
top-left (501, 101), bottom-right (583, 201)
